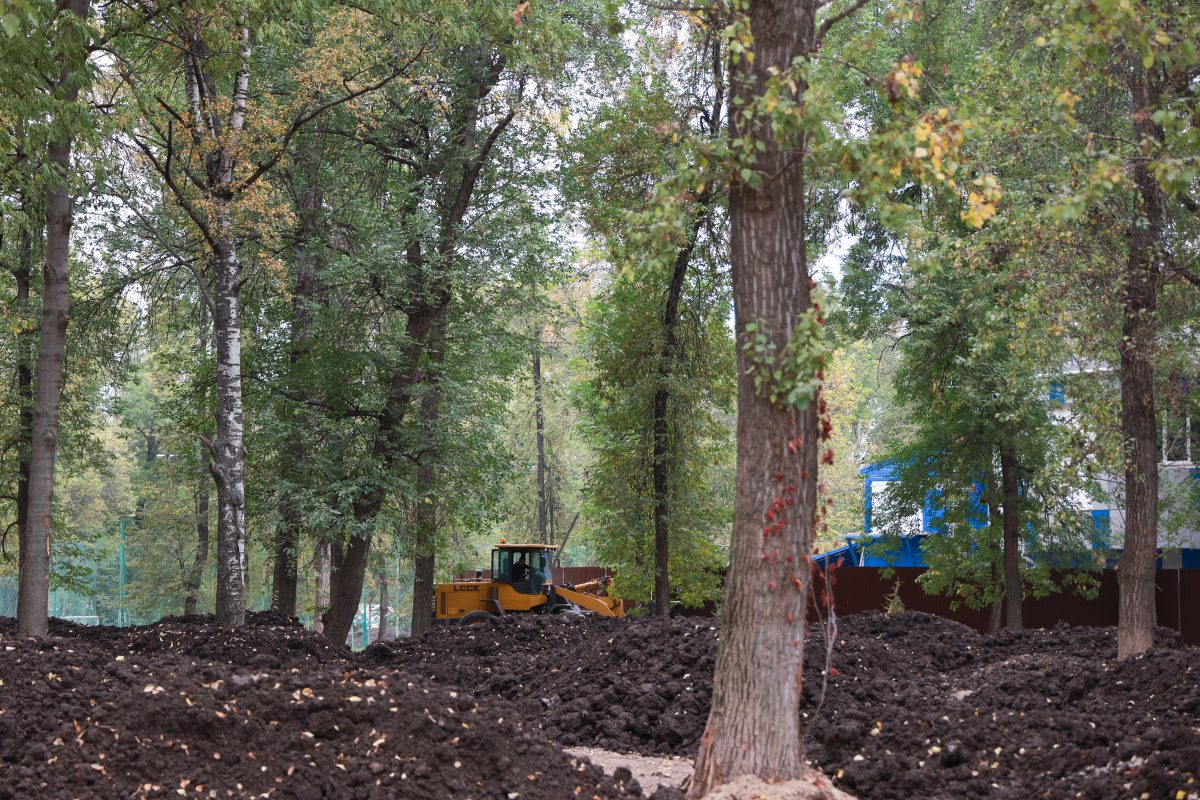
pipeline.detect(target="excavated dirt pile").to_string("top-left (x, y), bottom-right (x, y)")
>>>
top-left (0, 615), bottom-right (640, 800)
top-left (3, 610), bottom-right (1196, 799)
top-left (366, 616), bottom-right (714, 755)
top-left (369, 612), bottom-right (1200, 800)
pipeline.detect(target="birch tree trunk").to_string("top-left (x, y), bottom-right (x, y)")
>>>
top-left (211, 236), bottom-right (248, 626)
top-left (205, 25), bottom-right (254, 628)
top-left (17, 0), bottom-right (92, 636)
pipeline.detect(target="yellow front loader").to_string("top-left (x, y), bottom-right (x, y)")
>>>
top-left (432, 542), bottom-right (625, 624)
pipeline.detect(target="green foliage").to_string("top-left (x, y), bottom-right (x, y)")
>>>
top-left (2, 0), bottom-right (1195, 633)
top-left (567, 18), bottom-right (735, 608)
top-left (743, 312), bottom-right (825, 412)
top-left (576, 272), bottom-right (735, 608)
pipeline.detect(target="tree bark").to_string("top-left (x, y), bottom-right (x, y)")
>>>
top-left (982, 472), bottom-right (1003, 634)
top-left (18, 0), bottom-right (92, 637)
top-left (650, 34), bottom-right (722, 619)
top-left (272, 504), bottom-right (300, 617)
top-left (205, 25), bottom-right (254, 628)
top-left (184, 465), bottom-right (211, 616)
top-left (987, 559), bottom-right (1003, 636)
top-left (324, 296), bottom-right (439, 644)
top-left (533, 330), bottom-right (548, 544)
top-left (689, 1), bottom-right (828, 794)
top-left (211, 236), bottom-right (248, 627)
top-left (1116, 64), bottom-right (1165, 661)
top-left (411, 553), bottom-right (435, 636)
top-left (998, 445), bottom-right (1023, 630)
top-left (651, 238), bottom-right (699, 618)
top-left (410, 332), bottom-right (444, 638)
top-left (314, 541), bottom-right (330, 634)
top-left (377, 572), bottom-right (389, 640)
top-left (272, 178), bottom-right (321, 619)
top-left (11, 214), bottom-right (36, 575)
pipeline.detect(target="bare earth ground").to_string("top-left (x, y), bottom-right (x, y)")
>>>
top-left (2, 610), bottom-right (1198, 799)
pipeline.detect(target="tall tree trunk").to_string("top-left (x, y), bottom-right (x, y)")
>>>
top-left (206, 26), bottom-right (254, 628)
top-left (689, 1), bottom-right (837, 795)
top-left (211, 238), bottom-right (248, 627)
top-left (982, 472), bottom-right (1003, 634)
top-left (1116, 65), bottom-right (1165, 661)
top-left (17, 0), bottom-right (92, 637)
top-left (272, 162), bottom-right (322, 619)
top-left (377, 572), bottom-right (389, 640)
top-left (533, 330), bottom-right (548, 544)
top-left (987, 559), bottom-right (1003, 635)
top-left (651, 239), bottom-right (699, 618)
top-left (184, 465), bottom-right (211, 616)
top-left (411, 334), bottom-right (444, 638)
top-left (323, 52), bottom-right (514, 645)
top-left (651, 42), bottom-right (721, 619)
top-left (411, 553), bottom-right (435, 636)
top-left (272, 504), bottom-right (300, 617)
top-left (314, 541), bottom-right (330, 634)
top-left (11, 215), bottom-right (35, 573)
top-left (327, 509), bottom-right (375, 642)
top-left (999, 445), bottom-right (1023, 630)
top-left (324, 304), bottom-right (434, 643)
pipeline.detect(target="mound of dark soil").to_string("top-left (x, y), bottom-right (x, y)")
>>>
top-left (366, 615), bottom-right (716, 754)
top-left (0, 610), bottom-right (344, 668)
top-left (0, 621), bottom-right (640, 800)
top-left (803, 613), bottom-right (1200, 800)
top-left (370, 612), bottom-right (1200, 800)
top-left (5, 609), bottom-right (1197, 799)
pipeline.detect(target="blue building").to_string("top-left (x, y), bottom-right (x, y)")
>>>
top-left (815, 460), bottom-right (1200, 570)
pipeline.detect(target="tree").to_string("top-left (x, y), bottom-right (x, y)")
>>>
top-left (687, 0), bottom-right (1009, 788)
top-left (15, 0), bottom-right (94, 636)
top-left (981, 0), bottom-right (1199, 658)
top-left (570, 26), bottom-right (734, 614)
top-left (864, 260), bottom-right (1099, 631)
top-left (112, 0), bottom-right (412, 626)
top-left (689, 0), bottom-right (853, 793)
top-left (314, 0), bottom-right (604, 644)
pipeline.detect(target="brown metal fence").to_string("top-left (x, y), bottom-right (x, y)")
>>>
top-left (457, 563), bottom-right (1198, 644)
top-left (807, 567), bottom-right (1199, 645)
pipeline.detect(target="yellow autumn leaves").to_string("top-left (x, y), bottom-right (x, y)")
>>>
top-left (962, 175), bottom-right (1002, 228)
top-left (906, 105), bottom-right (1002, 229)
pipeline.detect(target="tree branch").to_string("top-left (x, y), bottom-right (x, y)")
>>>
top-left (814, 0), bottom-right (872, 51)
top-left (235, 40), bottom-right (431, 193)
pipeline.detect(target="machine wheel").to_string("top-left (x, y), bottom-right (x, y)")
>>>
top-left (460, 610), bottom-right (495, 626)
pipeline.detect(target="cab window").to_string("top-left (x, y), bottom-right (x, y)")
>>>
top-left (531, 551), bottom-right (551, 593)
top-left (493, 549), bottom-right (512, 583)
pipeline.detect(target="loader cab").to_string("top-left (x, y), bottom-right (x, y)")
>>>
top-left (492, 543), bottom-right (557, 595)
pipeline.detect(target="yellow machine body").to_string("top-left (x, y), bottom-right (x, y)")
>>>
top-left (433, 543), bottom-right (624, 623)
